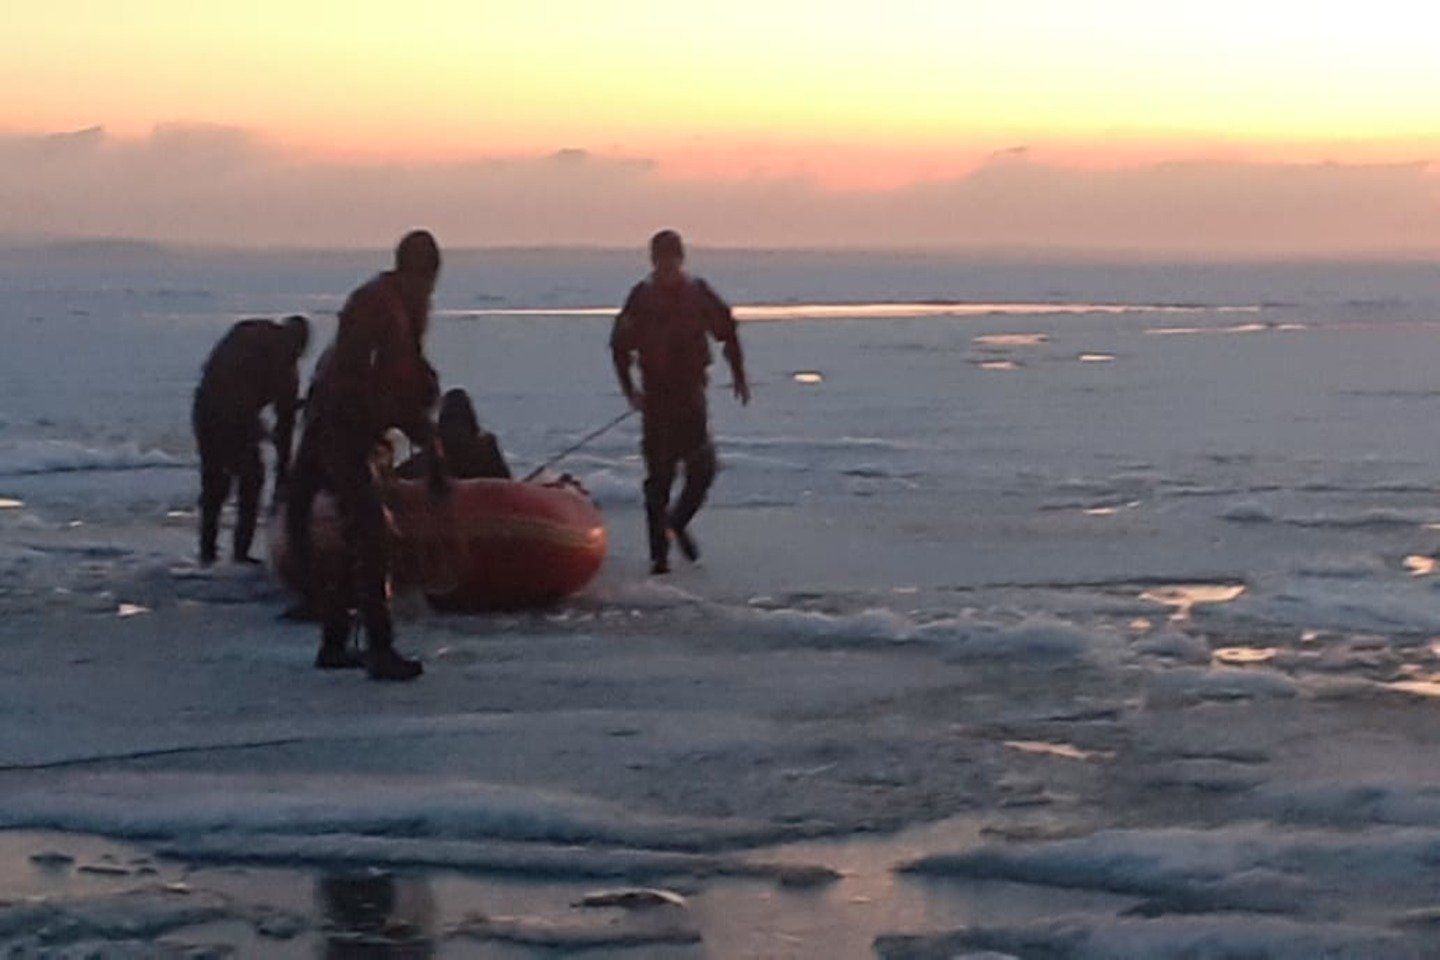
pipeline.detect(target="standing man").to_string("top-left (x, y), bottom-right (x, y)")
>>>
top-left (288, 230), bottom-right (447, 681)
top-left (610, 230), bottom-right (750, 575)
top-left (193, 314), bottom-right (309, 565)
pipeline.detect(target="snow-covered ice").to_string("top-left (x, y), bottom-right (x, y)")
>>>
top-left (6, 245), bottom-right (1440, 954)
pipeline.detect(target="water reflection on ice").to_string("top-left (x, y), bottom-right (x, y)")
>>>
top-left (1404, 555), bottom-right (1437, 577)
top-left (1386, 679), bottom-right (1440, 698)
top-left (1083, 501), bottom-right (1140, 517)
top-left (974, 333), bottom-right (1048, 347)
top-left (1146, 322), bottom-right (1269, 336)
top-left (1004, 740), bottom-right (1113, 762)
top-left (447, 301), bottom-right (1245, 322)
top-left (1213, 646), bottom-right (1279, 666)
top-left (1140, 583), bottom-right (1246, 621)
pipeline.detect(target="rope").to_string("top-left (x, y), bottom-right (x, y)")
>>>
top-left (522, 409), bottom-right (636, 482)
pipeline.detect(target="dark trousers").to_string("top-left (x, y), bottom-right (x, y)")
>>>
top-left (193, 399), bottom-right (262, 562)
top-left (289, 425), bottom-right (393, 653)
top-left (642, 401), bottom-right (716, 564)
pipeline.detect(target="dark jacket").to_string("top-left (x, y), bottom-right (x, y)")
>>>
top-left (194, 318), bottom-right (301, 483)
top-left (307, 272), bottom-right (438, 450)
top-left (609, 275), bottom-right (738, 404)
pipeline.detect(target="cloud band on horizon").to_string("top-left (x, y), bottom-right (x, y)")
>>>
top-left (2, 125), bottom-right (1437, 257)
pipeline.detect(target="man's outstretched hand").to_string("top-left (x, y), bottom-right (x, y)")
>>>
top-left (733, 379), bottom-right (751, 406)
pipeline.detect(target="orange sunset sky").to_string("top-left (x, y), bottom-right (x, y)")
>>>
top-left (3, 1), bottom-right (1438, 254)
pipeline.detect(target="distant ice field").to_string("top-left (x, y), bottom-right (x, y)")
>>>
top-left (5, 246), bottom-right (1440, 593)
top-left (8, 246), bottom-right (1440, 954)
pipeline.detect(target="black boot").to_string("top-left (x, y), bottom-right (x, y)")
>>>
top-left (315, 645), bottom-right (364, 669)
top-left (366, 646), bottom-right (424, 681)
top-left (362, 611), bottom-right (422, 681)
top-left (670, 523), bottom-right (700, 563)
top-left (315, 611), bottom-right (363, 669)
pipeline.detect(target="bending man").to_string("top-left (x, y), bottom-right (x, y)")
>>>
top-left (192, 315), bottom-right (309, 565)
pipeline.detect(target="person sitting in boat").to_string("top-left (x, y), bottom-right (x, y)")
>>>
top-left (398, 388), bottom-right (512, 481)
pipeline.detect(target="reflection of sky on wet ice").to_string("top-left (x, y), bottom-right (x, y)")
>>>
top-left (1140, 583), bottom-right (1246, 621)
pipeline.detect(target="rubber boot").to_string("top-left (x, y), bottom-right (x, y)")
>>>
top-left (362, 610), bottom-right (422, 682)
top-left (315, 610), bottom-right (363, 670)
top-left (670, 522), bottom-right (700, 563)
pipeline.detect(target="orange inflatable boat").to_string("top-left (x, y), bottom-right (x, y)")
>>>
top-left (273, 476), bottom-right (606, 611)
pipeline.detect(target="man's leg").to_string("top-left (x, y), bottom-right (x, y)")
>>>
top-left (197, 443), bottom-right (230, 566)
top-left (670, 441), bottom-right (716, 561)
top-left (330, 459), bottom-right (421, 681)
top-left (233, 439), bottom-right (264, 563)
top-left (283, 439), bottom-right (322, 619)
top-left (315, 546), bottom-right (361, 669)
top-left (315, 445), bottom-right (367, 670)
top-left (642, 445), bottom-right (679, 574)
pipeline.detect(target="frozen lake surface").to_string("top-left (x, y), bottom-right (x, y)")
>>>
top-left (4, 245), bottom-right (1440, 956)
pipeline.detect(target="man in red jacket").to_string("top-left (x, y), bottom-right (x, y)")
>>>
top-left (288, 230), bottom-right (447, 681)
top-left (610, 230), bottom-right (750, 575)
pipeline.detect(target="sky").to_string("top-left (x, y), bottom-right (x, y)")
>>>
top-left (2, 1), bottom-right (1438, 254)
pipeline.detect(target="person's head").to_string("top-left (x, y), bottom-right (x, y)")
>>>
top-left (394, 229), bottom-right (441, 296)
top-left (649, 229), bottom-right (685, 282)
top-left (438, 388), bottom-right (480, 446)
top-left (281, 314), bottom-right (310, 358)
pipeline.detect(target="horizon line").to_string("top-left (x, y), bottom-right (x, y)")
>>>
top-left (3, 234), bottom-right (1439, 266)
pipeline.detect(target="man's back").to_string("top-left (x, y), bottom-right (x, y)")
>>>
top-left (193, 316), bottom-right (307, 565)
top-left (198, 319), bottom-right (297, 418)
top-left (311, 273), bottom-right (436, 442)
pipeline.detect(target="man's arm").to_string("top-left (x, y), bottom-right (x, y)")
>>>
top-left (698, 280), bottom-right (750, 405)
top-left (271, 363), bottom-right (299, 492)
top-left (610, 289), bottom-right (643, 410)
top-left (328, 288), bottom-right (381, 408)
top-left (722, 335), bottom-right (750, 406)
top-left (393, 356), bottom-right (447, 497)
top-left (611, 341), bottom-right (640, 410)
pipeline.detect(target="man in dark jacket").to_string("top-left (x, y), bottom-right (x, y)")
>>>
top-left (287, 230), bottom-right (447, 681)
top-left (193, 315), bottom-right (309, 565)
top-left (610, 230), bottom-right (749, 575)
